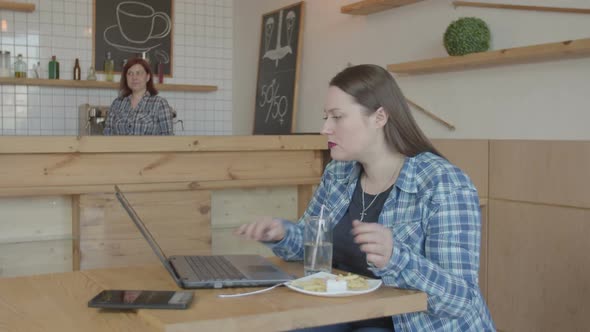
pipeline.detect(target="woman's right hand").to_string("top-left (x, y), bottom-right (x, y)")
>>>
top-left (234, 217), bottom-right (286, 242)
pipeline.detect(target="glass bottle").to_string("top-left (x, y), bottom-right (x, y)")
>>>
top-left (14, 54), bottom-right (27, 78)
top-left (49, 55), bottom-right (60, 79)
top-left (141, 51), bottom-right (150, 64)
top-left (32, 61), bottom-right (41, 78)
top-left (73, 58), bottom-right (81, 80)
top-left (157, 62), bottom-right (164, 84)
top-left (104, 51), bottom-right (114, 82)
top-left (87, 66), bottom-right (97, 81)
top-left (1, 51), bottom-right (11, 77)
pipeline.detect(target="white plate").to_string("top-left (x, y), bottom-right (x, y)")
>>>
top-left (285, 272), bottom-right (382, 297)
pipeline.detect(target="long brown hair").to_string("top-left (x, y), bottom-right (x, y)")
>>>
top-left (329, 64), bottom-right (442, 157)
top-left (119, 58), bottom-right (158, 97)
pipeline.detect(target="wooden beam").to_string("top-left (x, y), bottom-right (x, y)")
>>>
top-left (71, 195), bottom-right (81, 271)
top-left (297, 185), bottom-right (314, 218)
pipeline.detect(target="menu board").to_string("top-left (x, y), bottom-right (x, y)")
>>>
top-left (93, 0), bottom-right (173, 75)
top-left (253, 2), bottom-right (304, 135)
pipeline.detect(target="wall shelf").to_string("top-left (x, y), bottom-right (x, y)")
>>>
top-left (0, 1), bottom-right (35, 12)
top-left (387, 37), bottom-right (590, 75)
top-left (341, 0), bottom-right (424, 15)
top-left (0, 77), bottom-right (217, 92)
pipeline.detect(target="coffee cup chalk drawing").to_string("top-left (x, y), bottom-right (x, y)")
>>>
top-left (93, 0), bottom-right (173, 75)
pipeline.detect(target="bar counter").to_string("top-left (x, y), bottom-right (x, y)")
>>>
top-left (0, 135), bottom-right (328, 276)
top-left (0, 135), bottom-right (328, 196)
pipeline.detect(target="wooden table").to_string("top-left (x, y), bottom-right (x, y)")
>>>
top-left (0, 259), bottom-right (427, 332)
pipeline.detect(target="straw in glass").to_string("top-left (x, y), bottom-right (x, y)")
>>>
top-left (310, 205), bottom-right (326, 271)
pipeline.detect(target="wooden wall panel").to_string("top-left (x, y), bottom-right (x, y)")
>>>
top-left (211, 187), bottom-right (298, 255)
top-left (488, 200), bottom-right (590, 332)
top-left (211, 187), bottom-right (298, 228)
top-left (0, 240), bottom-right (72, 277)
top-left (212, 229), bottom-right (274, 257)
top-left (79, 190), bottom-right (211, 270)
top-left (490, 140), bottom-right (590, 208)
top-left (0, 196), bottom-right (71, 243)
top-left (0, 196), bottom-right (73, 276)
top-left (433, 139), bottom-right (489, 198)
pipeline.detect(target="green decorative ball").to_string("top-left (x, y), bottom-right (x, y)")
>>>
top-left (443, 17), bottom-right (491, 56)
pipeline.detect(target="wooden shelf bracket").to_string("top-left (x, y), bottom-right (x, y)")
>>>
top-left (341, 0), bottom-right (424, 15)
top-left (406, 98), bottom-right (455, 131)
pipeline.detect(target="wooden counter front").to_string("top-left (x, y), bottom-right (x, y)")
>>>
top-left (0, 136), bottom-right (328, 276)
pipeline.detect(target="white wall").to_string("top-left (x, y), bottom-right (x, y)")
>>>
top-left (0, 0), bottom-right (233, 136)
top-left (233, 0), bottom-right (590, 139)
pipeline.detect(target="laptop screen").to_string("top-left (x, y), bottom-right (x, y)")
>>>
top-left (114, 185), bottom-right (182, 286)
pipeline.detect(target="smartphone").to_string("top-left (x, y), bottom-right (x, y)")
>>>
top-left (88, 290), bottom-right (193, 310)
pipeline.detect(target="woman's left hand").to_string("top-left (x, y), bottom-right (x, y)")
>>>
top-left (351, 220), bottom-right (394, 269)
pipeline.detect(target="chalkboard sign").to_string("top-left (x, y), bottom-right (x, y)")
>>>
top-left (253, 2), bottom-right (304, 135)
top-left (93, 0), bottom-right (174, 76)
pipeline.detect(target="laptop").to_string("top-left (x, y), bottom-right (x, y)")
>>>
top-left (114, 185), bottom-right (294, 289)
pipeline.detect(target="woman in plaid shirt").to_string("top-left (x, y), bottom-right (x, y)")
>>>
top-left (104, 58), bottom-right (173, 135)
top-left (236, 64), bottom-right (495, 331)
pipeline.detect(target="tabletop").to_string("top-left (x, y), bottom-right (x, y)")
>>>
top-left (0, 258), bottom-right (427, 332)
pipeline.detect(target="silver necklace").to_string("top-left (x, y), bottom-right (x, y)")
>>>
top-left (359, 158), bottom-right (405, 222)
top-left (360, 190), bottom-right (380, 222)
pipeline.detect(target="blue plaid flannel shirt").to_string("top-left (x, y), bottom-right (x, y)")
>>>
top-left (268, 152), bottom-right (495, 331)
top-left (104, 92), bottom-right (173, 135)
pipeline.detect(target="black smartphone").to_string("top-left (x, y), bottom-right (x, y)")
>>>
top-left (88, 290), bottom-right (193, 310)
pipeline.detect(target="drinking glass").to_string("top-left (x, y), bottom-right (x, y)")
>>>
top-left (303, 215), bottom-right (332, 276)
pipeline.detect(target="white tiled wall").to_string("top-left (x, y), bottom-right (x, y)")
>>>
top-left (0, 0), bottom-right (233, 135)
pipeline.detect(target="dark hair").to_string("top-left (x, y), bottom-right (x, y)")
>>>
top-left (329, 64), bottom-right (442, 157)
top-left (119, 58), bottom-right (158, 97)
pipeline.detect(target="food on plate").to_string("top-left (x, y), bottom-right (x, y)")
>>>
top-left (338, 273), bottom-right (370, 291)
top-left (326, 279), bottom-right (347, 292)
top-left (291, 273), bottom-right (370, 292)
top-left (292, 277), bottom-right (327, 292)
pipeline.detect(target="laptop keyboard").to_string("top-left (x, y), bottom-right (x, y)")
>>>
top-left (186, 256), bottom-right (247, 281)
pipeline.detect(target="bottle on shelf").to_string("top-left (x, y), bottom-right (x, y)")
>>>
top-left (87, 66), bottom-right (97, 81)
top-left (73, 58), bottom-right (81, 80)
top-left (104, 51), bottom-right (114, 82)
top-left (0, 50), bottom-right (4, 77)
top-left (157, 62), bottom-right (164, 84)
top-left (140, 51), bottom-right (150, 64)
top-left (32, 61), bottom-right (41, 78)
top-left (48, 55), bottom-right (60, 79)
top-left (1, 51), bottom-right (11, 77)
top-left (14, 54), bottom-right (27, 78)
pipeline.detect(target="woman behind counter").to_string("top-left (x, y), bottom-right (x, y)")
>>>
top-left (103, 58), bottom-right (173, 135)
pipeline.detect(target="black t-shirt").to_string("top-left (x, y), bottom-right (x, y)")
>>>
top-left (332, 176), bottom-right (395, 330)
